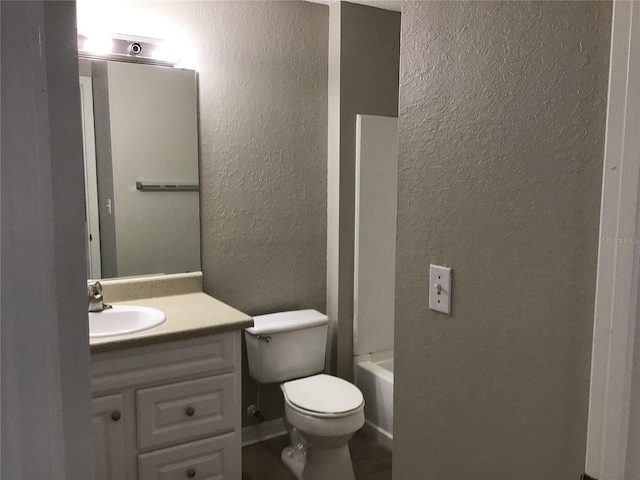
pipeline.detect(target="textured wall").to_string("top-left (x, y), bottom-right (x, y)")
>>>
top-left (394, 2), bottom-right (611, 478)
top-left (190, 1), bottom-right (328, 316)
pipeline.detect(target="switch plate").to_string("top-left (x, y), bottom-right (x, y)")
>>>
top-left (429, 265), bottom-right (452, 315)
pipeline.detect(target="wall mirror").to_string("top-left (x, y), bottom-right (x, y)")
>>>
top-left (79, 59), bottom-right (201, 279)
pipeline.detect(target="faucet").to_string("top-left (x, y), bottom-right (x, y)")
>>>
top-left (88, 281), bottom-right (111, 312)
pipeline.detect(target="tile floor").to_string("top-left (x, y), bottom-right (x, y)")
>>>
top-left (242, 431), bottom-right (392, 480)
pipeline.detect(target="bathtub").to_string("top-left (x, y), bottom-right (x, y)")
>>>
top-left (354, 354), bottom-right (394, 450)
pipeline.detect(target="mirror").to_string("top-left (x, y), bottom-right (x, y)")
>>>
top-left (79, 59), bottom-right (201, 279)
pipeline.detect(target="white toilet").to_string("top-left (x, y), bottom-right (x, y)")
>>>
top-left (245, 309), bottom-right (365, 480)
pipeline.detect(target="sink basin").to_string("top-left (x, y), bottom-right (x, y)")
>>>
top-left (89, 306), bottom-right (167, 339)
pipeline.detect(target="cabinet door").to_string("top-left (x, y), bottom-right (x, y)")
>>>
top-left (93, 394), bottom-right (126, 480)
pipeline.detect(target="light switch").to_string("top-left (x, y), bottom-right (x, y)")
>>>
top-left (429, 265), bottom-right (452, 315)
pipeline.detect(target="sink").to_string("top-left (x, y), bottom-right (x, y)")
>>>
top-left (89, 306), bottom-right (167, 338)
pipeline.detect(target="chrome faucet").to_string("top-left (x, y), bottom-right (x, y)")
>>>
top-left (88, 281), bottom-right (111, 312)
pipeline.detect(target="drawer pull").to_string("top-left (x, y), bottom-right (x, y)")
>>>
top-left (111, 410), bottom-right (121, 422)
top-left (185, 406), bottom-right (195, 417)
top-left (187, 468), bottom-right (196, 478)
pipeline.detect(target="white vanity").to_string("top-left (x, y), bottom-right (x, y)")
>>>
top-left (89, 273), bottom-right (253, 480)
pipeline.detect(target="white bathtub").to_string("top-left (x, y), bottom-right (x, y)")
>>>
top-left (355, 354), bottom-right (394, 450)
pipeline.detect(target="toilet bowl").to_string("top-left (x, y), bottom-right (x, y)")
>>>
top-left (245, 310), bottom-right (366, 480)
top-left (281, 374), bottom-right (364, 480)
top-left (280, 374), bottom-right (365, 480)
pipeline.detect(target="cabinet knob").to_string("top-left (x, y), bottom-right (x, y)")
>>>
top-left (187, 468), bottom-right (196, 478)
top-left (111, 411), bottom-right (121, 422)
top-left (185, 406), bottom-right (195, 417)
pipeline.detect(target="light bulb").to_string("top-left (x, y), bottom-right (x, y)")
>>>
top-left (151, 42), bottom-right (181, 65)
top-left (83, 35), bottom-right (113, 55)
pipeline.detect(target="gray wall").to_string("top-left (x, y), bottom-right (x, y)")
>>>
top-left (327, 1), bottom-right (400, 379)
top-left (394, 2), bottom-right (611, 478)
top-left (198, 0), bottom-right (329, 428)
top-left (193, 1), bottom-right (328, 320)
top-left (1, 1), bottom-right (95, 478)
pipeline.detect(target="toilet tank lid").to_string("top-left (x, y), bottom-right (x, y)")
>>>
top-left (246, 309), bottom-right (329, 335)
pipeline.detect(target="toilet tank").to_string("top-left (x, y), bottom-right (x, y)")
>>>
top-left (245, 310), bottom-right (329, 384)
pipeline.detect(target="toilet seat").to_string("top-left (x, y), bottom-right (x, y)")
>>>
top-left (282, 374), bottom-right (364, 417)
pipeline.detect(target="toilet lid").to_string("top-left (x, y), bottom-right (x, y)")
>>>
top-left (282, 374), bottom-right (364, 414)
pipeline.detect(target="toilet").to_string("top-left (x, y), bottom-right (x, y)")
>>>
top-left (245, 310), bottom-right (365, 480)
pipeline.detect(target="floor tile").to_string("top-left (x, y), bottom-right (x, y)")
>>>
top-left (242, 430), bottom-right (392, 480)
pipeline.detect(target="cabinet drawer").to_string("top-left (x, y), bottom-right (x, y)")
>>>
top-left (92, 332), bottom-right (236, 394)
top-left (138, 432), bottom-right (239, 480)
top-left (137, 374), bottom-right (235, 450)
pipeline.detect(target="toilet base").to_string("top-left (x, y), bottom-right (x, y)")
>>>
top-left (281, 444), bottom-right (306, 479)
top-left (281, 398), bottom-right (363, 480)
top-left (281, 439), bottom-right (356, 480)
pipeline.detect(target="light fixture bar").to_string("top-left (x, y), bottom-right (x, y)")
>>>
top-left (78, 34), bottom-right (179, 67)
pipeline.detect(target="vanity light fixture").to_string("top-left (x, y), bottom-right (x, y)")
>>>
top-left (78, 33), bottom-right (181, 67)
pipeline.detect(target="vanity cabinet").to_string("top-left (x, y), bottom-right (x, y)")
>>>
top-left (91, 331), bottom-right (241, 480)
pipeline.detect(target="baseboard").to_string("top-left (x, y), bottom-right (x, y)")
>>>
top-left (361, 419), bottom-right (393, 451)
top-left (242, 417), bottom-right (287, 447)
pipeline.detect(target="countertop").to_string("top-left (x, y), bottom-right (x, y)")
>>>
top-left (89, 273), bottom-right (253, 353)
